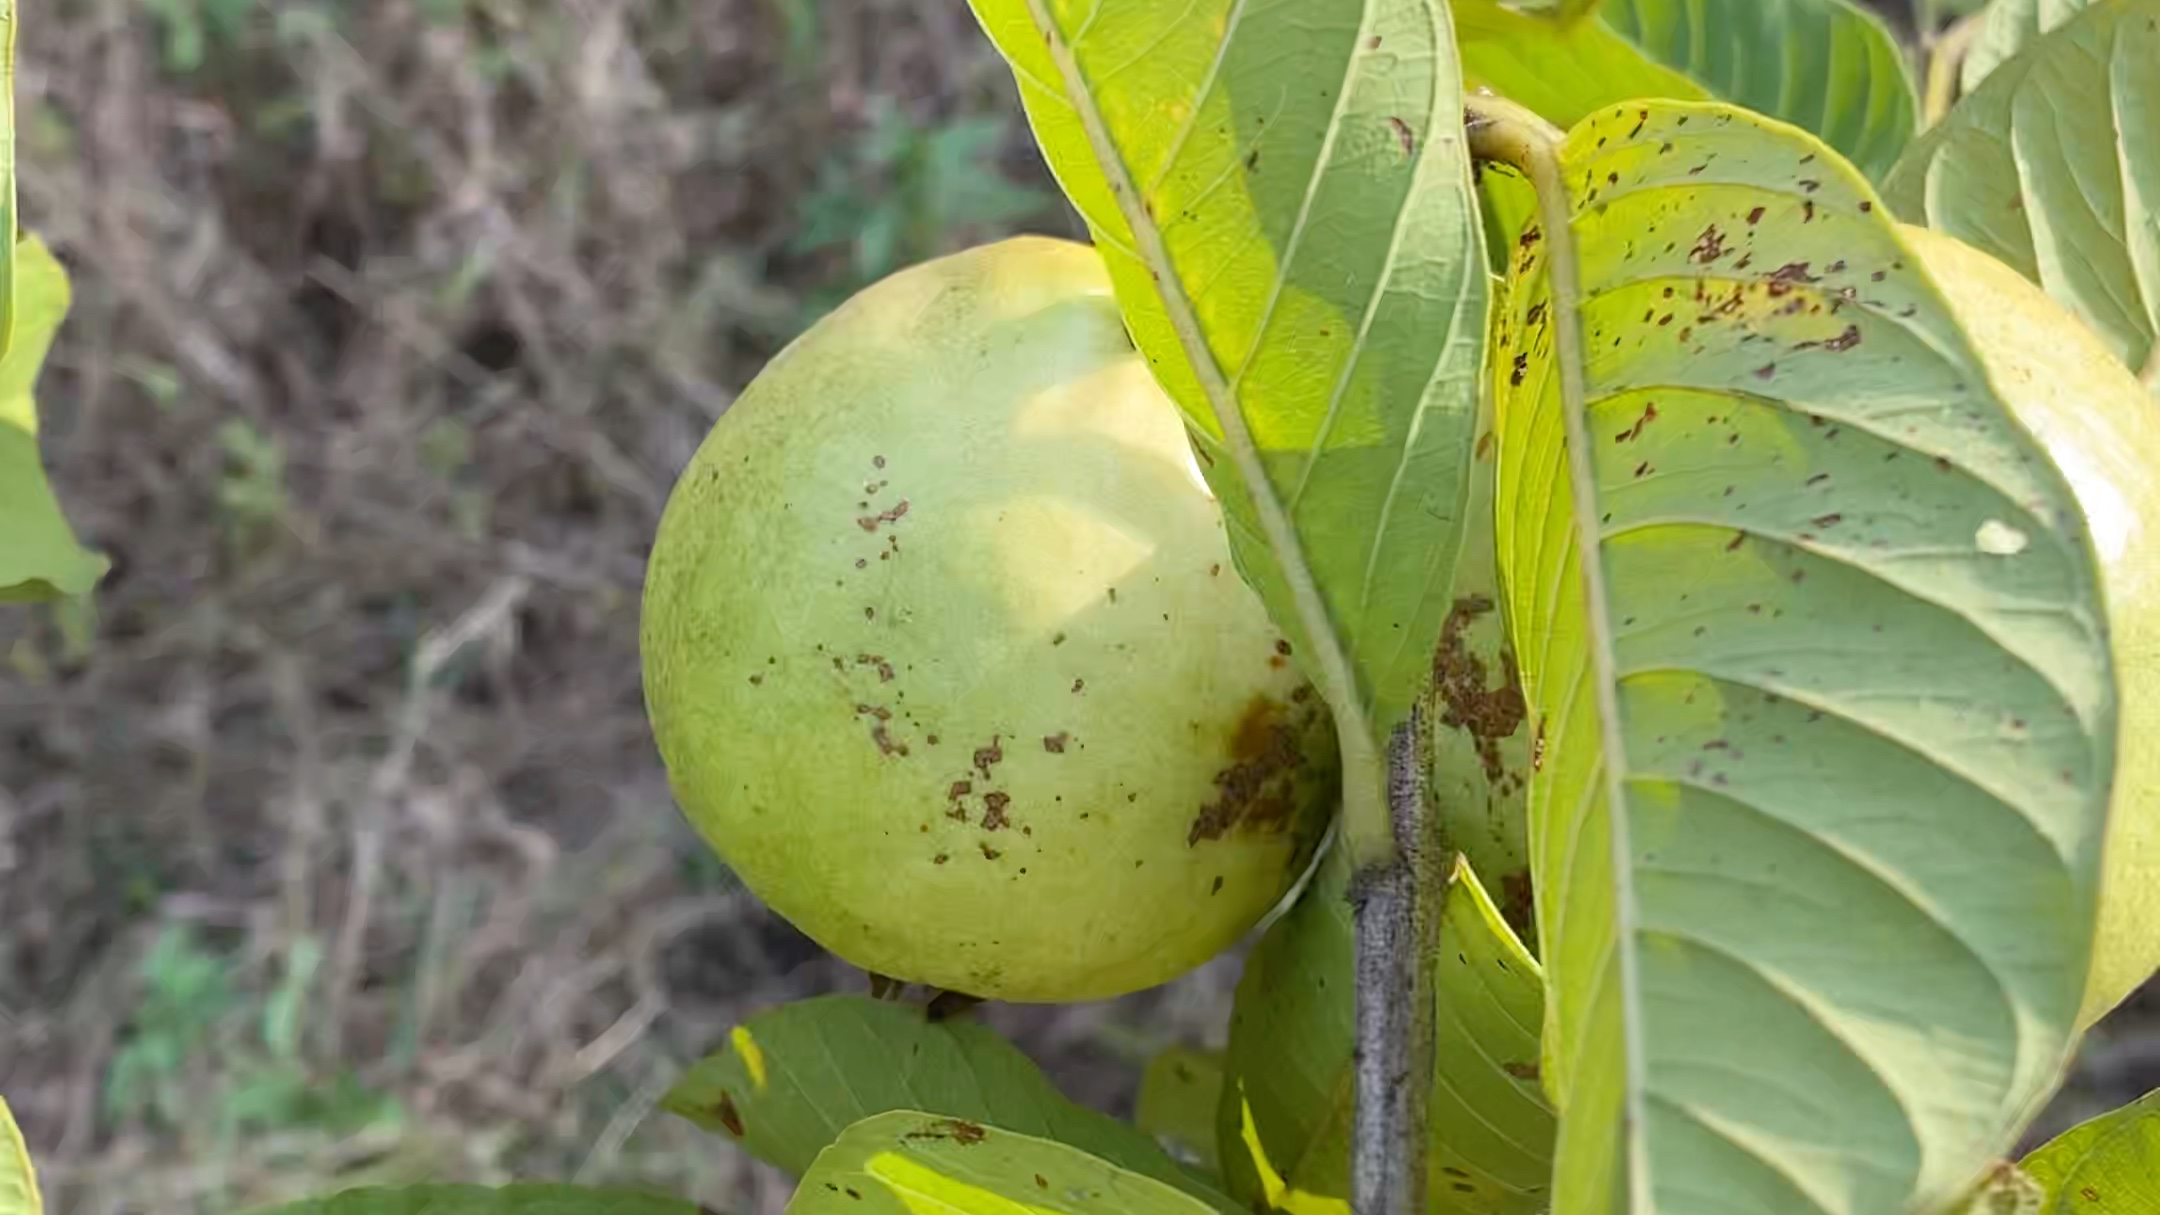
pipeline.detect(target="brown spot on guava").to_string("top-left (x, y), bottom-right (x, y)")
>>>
top-left (980, 843), bottom-right (1001, 860)
top-left (974, 739), bottom-right (1004, 779)
top-left (1430, 596), bottom-right (1528, 784)
top-left (1072, 679), bottom-right (1086, 693)
top-left (856, 654), bottom-right (896, 682)
top-left (1043, 732), bottom-right (1069, 753)
top-left (981, 792), bottom-right (1012, 830)
top-left (1188, 696), bottom-right (1315, 845)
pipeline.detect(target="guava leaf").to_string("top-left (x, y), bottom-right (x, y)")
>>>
top-left (1599, 0), bottom-right (1919, 181)
top-left (1, 237), bottom-right (106, 602)
top-left (2020, 1089), bottom-right (2160, 1212)
top-left (2, 1097), bottom-right (40, 1215)
top-left (1135, 1048), bottom-right (1224, 1173)
top-left (1420, 328), bottom-right (1533, 920)
top-left (963, 0), bottom-right (1492, 858)
top-left (240, 1185), bottom-right (704, 1215)
top-left (1492, 100), bottom-right (2114, 1214)
top-left (1454, 0), bottom-right (1918, 182)
top-left (1883, 0), bottom-right (2160, 392)
top-left (786, 1111), bottom-right (1217, 1215)
top-left (1457, 6), bottom-right (1711, 133)
top-left (1215, 848), bottom-right (1553, 1215)
top-left (661, 997), bottom-right (1229, 1211)
top-left (1960, 0), bottom-right (2103, 93)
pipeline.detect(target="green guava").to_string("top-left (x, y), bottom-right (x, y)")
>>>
top-left (1904, 226), bottom-right (2160, 1030)
top-left (641, 237), bottom-right (1339, 1004)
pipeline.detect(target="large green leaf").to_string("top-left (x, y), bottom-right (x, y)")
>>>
top-left (1490, 99), bottom-right (2113, 1214)
top-left (661, 997), bottom-right (1227, 1211)
top-left (787, 1111), bottom-right (1216, 1215)
top-left (964, 0), bottom-right (1491, 857)
top-left (243, 1186), bottom-right (703, 1215)
top-left (1884, 0), bottom-right (2160, 390)
top-left (1455, 0), bottom-right (1918, 182)
top-left (1, 237), bottom-right (105, 602)
top-left (1456, 4), bottom-right (1711, 134)
top-left (1216, 847), bottom-right (1553, 1215)
top-left (1960, 0), bottom-right (2103, 93)
top-left (1601, 0), bottom-right (1919, 181)
top-left (2, 1097), bottom-right (39, 1215)
top-left (2021, 1089), bottom-right (2160, 1212)
top-left (1134, 1048), bottom-right (1225, 1173)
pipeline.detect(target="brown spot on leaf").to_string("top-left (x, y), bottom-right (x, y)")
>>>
top-left (856, 499), bottom-right (911, 533)
top-left (712, 1091), bottom-right (746, 1137)
top-left (980, 843), bottom-right (1001, 860)
top-left (1043, 732), bottom-right (1069, 754)
top-left (1615, 402), bottom-right (1659, 443)
top-left (1387, 116), bottom-right (1415, 156)
top-left (1502, 1061), bottom-right (1539, 1082)
top-left (1688, 226), bottom-right (1727, 264)
top-left (904, 1118), bottom-right (990, 1146)
top-left (981, 792), bottom-right (1012, 831)
top-left (974, 739), bottom-right (1004, 780)
top-left (1500, 869), bottom-right (1535, 940)
top-left (1431, 596), bottom-right (1528, 784)
top-left (856, 654), bottom-right (896, 682)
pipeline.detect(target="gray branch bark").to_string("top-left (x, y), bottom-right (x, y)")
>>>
top-left (1351, 709), bottom-right (1446, 1215)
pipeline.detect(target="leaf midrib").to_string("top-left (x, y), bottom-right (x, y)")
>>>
top-left (1015, 0), bottom-right (1393, 858)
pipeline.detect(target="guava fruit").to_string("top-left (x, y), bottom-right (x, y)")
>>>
top-left (641, 237), bottom-right (1339, 1004)
top-left (1903, 226), bottom-right (2160, 1029)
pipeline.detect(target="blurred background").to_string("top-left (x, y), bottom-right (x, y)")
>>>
top-left (0, 1), bottom-right (2152, 1212)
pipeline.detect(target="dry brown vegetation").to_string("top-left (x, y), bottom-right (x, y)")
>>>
top-left (1, 1), bottom-right (2153, 1212)
top-left (0, 2), bottom-right (1238, 1210)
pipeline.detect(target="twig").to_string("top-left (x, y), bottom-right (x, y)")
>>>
top-left (324, 576), bottom-right (534, 1056)
top-left (1351, 710), bottom-right (1446, 1215)
top-left (1923, 14), bottom-right (1984, 128)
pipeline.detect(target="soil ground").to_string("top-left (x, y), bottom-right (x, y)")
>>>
top-left (1, 2), bottom-right (2152, 1212)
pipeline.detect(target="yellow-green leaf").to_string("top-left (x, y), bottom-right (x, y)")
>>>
top-left (1458, 4), bottom-right (1711, 131)
top-left (2021, 1089), bottom-right (2160, 1213)
top-left (1216, 848), bottom-right (1553, 1215)
top-left (1457, 0), bottom-right (1918, 182)
top-left (661, 997), bottom-right (1229, 1211)
top-left (2, 1097), bottom-right (39, 1215)
top-left (1135, 1048), bottom-right (1224, 1173)
top-left (1960, 0), bottom-right (2105, 93)
top-left (1, 237), bottom-right (104, 603)
top-left (1884, 0), bottom-right (2160, 391)
top-left (1492, 100), bottom-right (2113, 1214)
top-left (964, 0), bottom-right (1491, 861)
top-left (786, 1111), bottom-right (1217, 1215)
